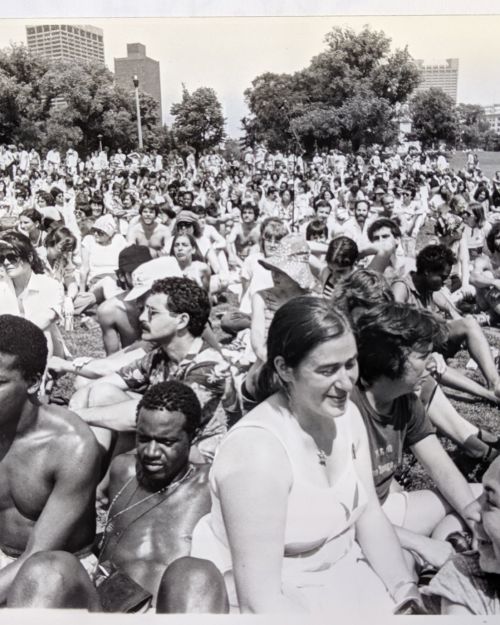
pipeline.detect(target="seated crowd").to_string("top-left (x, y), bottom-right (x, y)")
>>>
top-left (0, 143), bottom-right (500, 615)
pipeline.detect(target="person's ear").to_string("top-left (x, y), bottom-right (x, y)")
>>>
top-left (27, 373), bottom-right (42, 397)
top-left (273, 355), bottom-right (293, 384)
top-left (177, 312), bottom-right (190, 332)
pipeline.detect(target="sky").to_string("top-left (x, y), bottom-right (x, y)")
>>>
top-left (1, 3), bottom-right (500, 137)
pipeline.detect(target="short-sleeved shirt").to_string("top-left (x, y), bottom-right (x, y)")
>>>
top-left (350, 385), bottom-right (435, 503)
top-left (425, 551), bottom-right (500, 615)
top-left (117, 337), bottom-right (242, 459)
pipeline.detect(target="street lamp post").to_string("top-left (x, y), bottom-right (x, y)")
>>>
top-left (132, 75), bottom-right (143, 150)
top-left (97, 134), bottom-right (103, 152)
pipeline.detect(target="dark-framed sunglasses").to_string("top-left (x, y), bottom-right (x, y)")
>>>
top-left (0, 252), bottom-right (21, 265)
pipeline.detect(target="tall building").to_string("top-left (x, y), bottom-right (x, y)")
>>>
top-left (114, 43), bottom-right (162, 115)
top-left (414, 58), bottom-right (459, 103)
top-left (484, 104), bottom-right (500, 135)
top-left (25, 24), bottom-right (105, 65)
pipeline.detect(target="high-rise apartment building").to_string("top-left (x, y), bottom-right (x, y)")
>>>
top-left (114, 43), bottom-right (162, 115)
top-left (414, 58), bottom-right (459, 103)
top-left (484, 104), bottom-right (500, 135)
top-left (26, 24), bottom-right (105, 65)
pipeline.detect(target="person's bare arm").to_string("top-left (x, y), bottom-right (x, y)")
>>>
top-left (0, 427), bottom-right (100, 602)
top-left (350, 405), bottom-right (420, 607)
top-left (470, 255), bottom-right (500, 290)
top-left (250, 292), bottom-right (267, 362)
top-left (79, 245), bottom-right (90, 292)
top-left (214, 428), bottom-right (304, 613)
top-left (392, 280), bottom-right (411, 303)
top-left (411, 435), bottom-right (476, 528)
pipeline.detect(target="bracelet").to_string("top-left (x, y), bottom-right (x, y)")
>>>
top-left (71, 357), bottom-right (92, 374)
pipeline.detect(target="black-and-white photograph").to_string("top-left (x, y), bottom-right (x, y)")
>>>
top-left (0, 1), bottom-right (500, 621)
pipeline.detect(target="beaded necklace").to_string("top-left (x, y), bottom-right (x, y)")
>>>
top-left (100, 465), bottom-right (194, 557)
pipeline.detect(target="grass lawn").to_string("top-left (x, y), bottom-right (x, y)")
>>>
top-left (450, 150), bottom-right (500, 179)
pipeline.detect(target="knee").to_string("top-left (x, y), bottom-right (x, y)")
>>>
top-left (157, 557), bottom-right (228, 614)
top-left (160, 556), bottom-right (217, 589)
top-left (96, 300), bottom-right (116, 327)
top-left (9, 551), bottom-right (82, 605)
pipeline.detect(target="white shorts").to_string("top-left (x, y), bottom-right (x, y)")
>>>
top-left (382, 491), bottom-right (409, 527)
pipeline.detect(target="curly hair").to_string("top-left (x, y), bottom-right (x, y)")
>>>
top-left (136, 380), bottom-right (201, 437)
top-left (353, 303), bottom-right (448, 385)
top-left (0, 314), bottom-right (48, 379)
top-left (0, 230), bottom-right (45, 274)
top-left (416, 244), bottom-right (456, 275)
top-left (150, 276), bottom-right (210, 337)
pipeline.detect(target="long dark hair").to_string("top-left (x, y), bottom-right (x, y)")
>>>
top-left (169, 232), bottom-right (204, 263)
top-left (0, 230), bottom-right (45, 274)
top-left (255, 296), bottom-right (351, 402)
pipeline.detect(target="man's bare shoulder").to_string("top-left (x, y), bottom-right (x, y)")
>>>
top-left (109, 451), bottom-right (136, 485)
top-left (37, 403), bottom-right (101, 464)
top-left (191, 462), bottom-right (210, 486)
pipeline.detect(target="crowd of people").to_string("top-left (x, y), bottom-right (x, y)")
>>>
top-left (0, 141), bottom-right (500, 614)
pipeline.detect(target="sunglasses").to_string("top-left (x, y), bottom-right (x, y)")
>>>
top-left (0, 252), bottom-right (20, 265)
top-left (177, 222), bottom-right (193, 229)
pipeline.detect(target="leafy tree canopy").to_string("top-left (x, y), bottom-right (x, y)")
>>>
top-left (170, 85), bottom-right (226, 155)
top-left (243, 25), bottom-right (420, 152)
top-left (0, 44), bottom-right (167, 156)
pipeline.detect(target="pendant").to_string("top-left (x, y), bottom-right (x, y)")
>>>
top-left (317, 449), bottom-right (327, 466)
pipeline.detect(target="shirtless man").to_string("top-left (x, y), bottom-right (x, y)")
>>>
top-left (8, 380), bottom-right (227, 612)
top-left (127, 204), bottom-right (171, 258)
top-left (0, 314), bottom-right (101, 608)
top-left (99, 380), bottom-right (226, 612)
top-left (226, 202), bottom-right (260, 269)
top-left (392, 244), bottom-right (500, 400)
top-left (96, 244), bottom-right (152, 355)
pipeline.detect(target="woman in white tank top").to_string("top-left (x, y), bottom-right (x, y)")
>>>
top-left (187, 297), bottom-right (423, 615)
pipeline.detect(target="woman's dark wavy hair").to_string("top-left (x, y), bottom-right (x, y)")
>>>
top-left (44, 225), bottom-right (77, 254)
top-left (19, 208), bottom-right (42, 226)
top-left (0, 230), bottom-right (45, 274)
top-left (352, 302), bottom-right (448, 386)
top-left (255, 296), bottom-right (351, 403)
top-left (169, 232), bottom-right (204, 263)
top-left (486, 222), bottom-right (500, 254)
top-left (332, 269), bottom-right (394, 317)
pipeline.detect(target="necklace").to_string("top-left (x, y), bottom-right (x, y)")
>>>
top-left (103, 464), bottom-right (194, 537)
top-left (317, 448), bottom-right (328, 466)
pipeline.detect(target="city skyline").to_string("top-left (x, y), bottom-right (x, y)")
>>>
top-left (0, 15), bottom-right (499, 136)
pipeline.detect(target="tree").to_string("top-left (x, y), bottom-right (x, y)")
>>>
top-left (0, 44), bottom-right (167, 156)
top-left (410, 88), bottom-right (459, 149)
top-left (456, 103), bottom-right (491, 149)
top-left (171, 86), bottom-right (225, 155)
top-left (0, 44), bottom-right (51, 146)
top-left (243, 26), bottom-right (421, 152)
